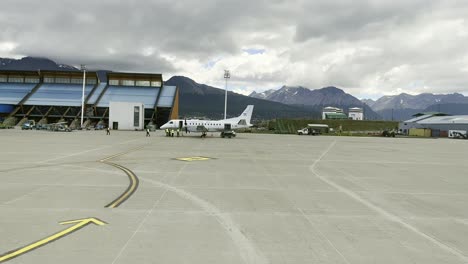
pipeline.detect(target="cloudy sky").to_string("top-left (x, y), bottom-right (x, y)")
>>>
top-left (1, 0), bottom-right (468, 99)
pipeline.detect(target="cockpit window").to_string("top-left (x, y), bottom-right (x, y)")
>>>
top-left (169, 121), bottom-right (173, 124)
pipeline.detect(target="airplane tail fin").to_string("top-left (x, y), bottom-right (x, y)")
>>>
top-left (238, 105), bottom-right (254, 125)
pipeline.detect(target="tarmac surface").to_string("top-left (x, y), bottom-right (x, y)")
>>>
top-left (1, 129), bottom-right (468, 264)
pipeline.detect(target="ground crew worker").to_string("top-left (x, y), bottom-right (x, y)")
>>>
top-left (165, 128), bottom-right (169, 136)
top-left (171, 129), bottom-right (174, 137)
top-left (176, 128), bottom-right (180, 137)
top-left (106, 127), bottom-right (110, 135)
top-left (146, 128), bottom-right (150, 137)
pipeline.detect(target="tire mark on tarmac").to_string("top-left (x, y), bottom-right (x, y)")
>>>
top-left (247, 141), bottom-right (351, 264)
top-left (310, 140), bottom-right (468, 262)
top-left (2, 186), bottom-right (49, 205)
top-left (1, 144), bottom-right (145, 208)
top-left (0, 138), bottom-right (145, 174)
top-left (139, 176), bottom-right (269, 264)
top-left (0, 161), bottom-right (94, 174)
top-left (39, 138), bottom-right (144, 164)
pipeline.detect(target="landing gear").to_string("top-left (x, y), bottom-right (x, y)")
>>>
top-left (201, 132), bottom-right (207, 138)
top-left (221, 131), bottom-right (236, 138)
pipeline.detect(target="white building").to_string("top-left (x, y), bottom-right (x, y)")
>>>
top-left (109, 101), bottom-right (144, 130)
top-left (322, 106), bottom-right (344, 120)
top-left (348, 107), bottom-right (364, 120)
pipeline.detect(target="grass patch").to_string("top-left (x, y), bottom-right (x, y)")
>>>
top-left (265, 119), bottom-right (398, 134)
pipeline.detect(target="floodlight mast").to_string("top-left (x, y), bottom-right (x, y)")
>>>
top-left (80, 64), bottom-right (86, 128)
top-left (224, 70), bottom-right (230, 120)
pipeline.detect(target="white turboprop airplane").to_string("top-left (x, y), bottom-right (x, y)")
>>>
top-left (160, 105), bottom-right (254, 138)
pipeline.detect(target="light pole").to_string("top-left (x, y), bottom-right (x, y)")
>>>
top-left (80, 64), bottom-right (86, 128)
top-left (224, 70), bottom-right (230, 120)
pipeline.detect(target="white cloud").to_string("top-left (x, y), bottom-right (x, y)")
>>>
top-left (0, 41), bottom-right (18, 57)
top-left (1, 0), bottom-right (468, 98)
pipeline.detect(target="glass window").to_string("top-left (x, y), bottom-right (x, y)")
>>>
top-left (136, 80), bottom-right (150, 87)
top-left (86, 78), bottom-right (97, 85)
top-left (0, 75), bottom-right (7, 82)
top-left (8, 76), bottom-right (24, 83)
top-left (44, 77), bottom-right (55, 83)
top-left (134, 106), bottom-right (140, 127)
top-left (55, 77), bottom-right (71, 83)
top-left (122, 80), bottom-right (135, 86)
top-left (109, 79), bottom-right (119, 86)
top-left (24, 77), bottom-right (40, 83)
top-left (71, 78), bottom-right (83, 84)
top-left (151, 81), bottom-right (161, 87)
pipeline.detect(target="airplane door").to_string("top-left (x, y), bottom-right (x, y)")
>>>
top-left (224, 123), bottom-right (231, 131)
top-left (179, 121), bottom-right (183, 129)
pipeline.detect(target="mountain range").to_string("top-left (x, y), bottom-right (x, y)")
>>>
top-left (0, 57), bottom-right (77, 71)
top-left (368, 93), bottom-right (468, 111)
top-left (165, 76), bottom-right (320, 120)
top-left (363, 93), bottom-right (468, 120)
top-left (249, 85), bottom-right (381, 120)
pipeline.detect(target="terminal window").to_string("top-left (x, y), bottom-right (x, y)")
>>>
top-left (8, 77), bottom-right (24, 83)
top-left (151, 81), bottom-right (161, 87)
top-left (134, 106), bottom-right (140, 127)
top-left (136, 80), bottom-right (150, 87)
top-left (25, 77), bottom-right (40, 83)
top-left (123, 80), bottom-right (135, 86)
top-left (71, 78), bottom-right (83, 84)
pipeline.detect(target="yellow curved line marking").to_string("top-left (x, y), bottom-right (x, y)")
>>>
top-left (98, 146), bottom-right (144, 208)
top-left (0, 218), bottom-right (106, 263)
top-left (104, 162), bottom-right (139, 208)
top-left (99, 146), bottom-right (145, 162)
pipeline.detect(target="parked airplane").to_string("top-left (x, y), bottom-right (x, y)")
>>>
top-left (160, 105), bottom-right (254, 138)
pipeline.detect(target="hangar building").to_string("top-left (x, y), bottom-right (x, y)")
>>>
top-left (0, 70), bottom-right (178, 129)
top-left (399, 112), bottom-right (468, 136)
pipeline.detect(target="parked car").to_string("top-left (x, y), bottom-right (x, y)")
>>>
top-left (21, 120), bottom-right (35, 130)
top-left (382, 129), bottom-right (396, 137)
top-left (57, 124), bottom-right (72, 132)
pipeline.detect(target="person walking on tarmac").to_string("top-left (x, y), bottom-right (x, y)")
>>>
top-left (106, 127), bottom-right (110, 135)
top-left (146, 128), bottom-right (150, 137)
top-left (176, 128), bottom-right (180, 137)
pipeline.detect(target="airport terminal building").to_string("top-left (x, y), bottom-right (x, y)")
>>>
top-left (0, 70), bottom-right (178, 129)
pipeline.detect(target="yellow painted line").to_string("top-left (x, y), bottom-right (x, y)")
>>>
top-left (98, 146), bottom-right (144, 208)
top-left (0, 218), bottom-right (106, 263)
top-left (175, 156), bottom-right (212, 162)
top-left (99, 145), bottom-right (145, 162)
top-left (104, 162), bottom-right (139, 208)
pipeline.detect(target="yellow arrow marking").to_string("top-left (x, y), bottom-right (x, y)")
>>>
top-left (0, 218), bottom-right (106, 263)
